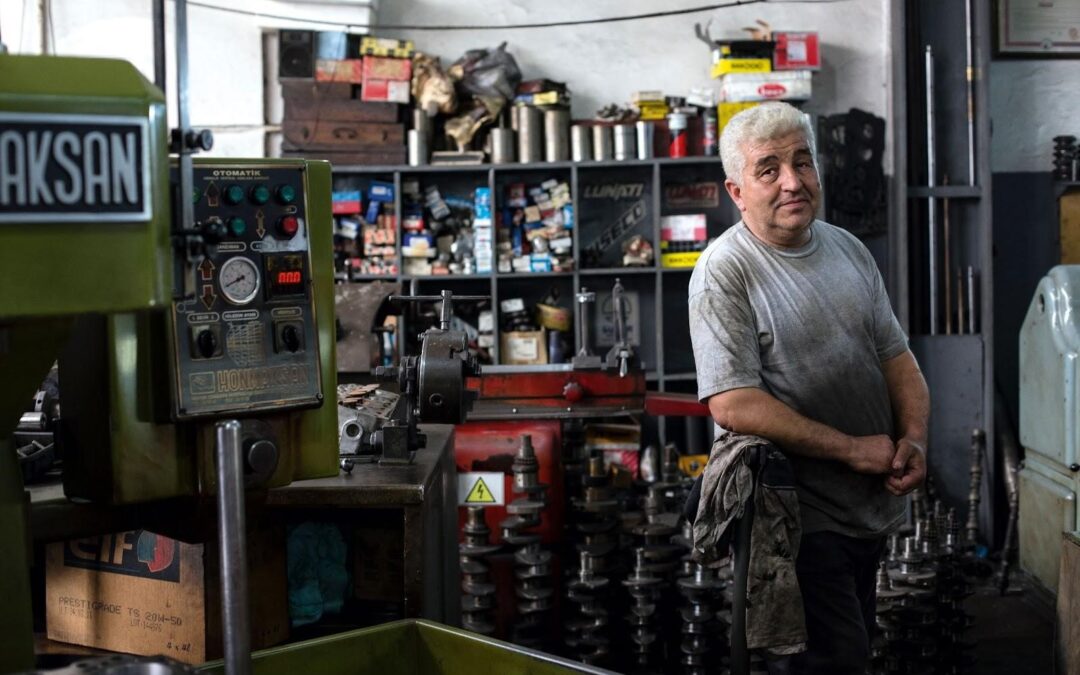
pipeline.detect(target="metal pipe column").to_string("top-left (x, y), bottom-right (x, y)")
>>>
top-left (216, 420), bottom-right (251, 675)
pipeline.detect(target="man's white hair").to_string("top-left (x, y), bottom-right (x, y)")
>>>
top-left (720, 102), bottom-right (817, 186)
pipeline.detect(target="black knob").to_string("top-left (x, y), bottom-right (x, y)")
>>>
top-left (186, 129), bottom-right (214, 152)
top-left (201, 218), bottom-right (227, 244)
top-left (196, 329), bottom-right (217, 358)
top-left (281, 325), bottom-right (301, 353)
top-left (1070, 463), bottom-right (1080, 473)
top-left (244, 439), bottom-right (278, 477)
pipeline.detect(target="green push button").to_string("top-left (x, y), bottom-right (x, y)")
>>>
top-left (250, 184), bottom-right (270, 205)
top-left (192, 186), bottom-right (202, 204)
top-left (224, 184), bottom-right (245, 205)
top-left (227, 216), bottom-right (246, 237)
top-left (276, 184), bottom-right (297, 205)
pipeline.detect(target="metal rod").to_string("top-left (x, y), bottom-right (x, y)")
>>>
top-left (175, 0), bottom-right (197, 299)
top-left (966, 428), bottom-right (985, 548)
top-left (967, 266), bottom-right (977, 334)
top-left (215, 420), bottom-right (251, 675)
top-left (943, 176), bottom-right (952, 335)
top-left (957, 268), bottom-right (965, 335)
top-left (152, 0), bottom-right (166, 91)
top-left (925, 46), bottom-right (938, 336)
top-left (964, 0), bottom-right (977, 186)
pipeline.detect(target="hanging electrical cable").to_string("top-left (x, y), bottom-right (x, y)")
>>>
top-left (182, 0), bottom-right (849, 32)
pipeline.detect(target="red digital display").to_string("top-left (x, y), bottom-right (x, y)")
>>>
top-left (277, 270), bottom-right (302, 285)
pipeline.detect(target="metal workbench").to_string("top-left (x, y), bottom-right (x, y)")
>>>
top-left (265, 424), bottom-right (459, 626)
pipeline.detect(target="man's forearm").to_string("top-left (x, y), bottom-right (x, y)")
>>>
top-left (707, 387), bottom-right (853, 462)
top-left (881, 350), bottom-right (930, 446)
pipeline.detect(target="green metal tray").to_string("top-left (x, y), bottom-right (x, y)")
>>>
top-left (199, 620), bottom-right (616, 675)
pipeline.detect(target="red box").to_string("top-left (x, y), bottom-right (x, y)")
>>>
top-left (362, 56), bottom-right (412, 82)
top-left (773, 32), bottom-right (821, 71)
top-left (454, 420), bottom-right (564, 546)
top-left (360, 79), bottom-right (410, 104)
top-left (316, 59), bottom-right (363, 83)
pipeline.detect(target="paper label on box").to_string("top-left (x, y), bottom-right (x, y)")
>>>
top-left (457, 472), bottom-right (505, 505)
top-left (508, 335), bottom-right (540, 361)
top-left (661, 214), bottom-right (708, 242)
top-left (500, 298), bottom-right (526, 313)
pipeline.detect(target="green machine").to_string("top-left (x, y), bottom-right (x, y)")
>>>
top-left (0, 53), bottom-right (338, 671)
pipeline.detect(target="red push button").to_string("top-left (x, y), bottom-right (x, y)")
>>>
top-left (278, 216), bottom-right (299, 238)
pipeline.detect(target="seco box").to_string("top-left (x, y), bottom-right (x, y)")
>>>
top-left (46, 526), bottom-right (287, 665)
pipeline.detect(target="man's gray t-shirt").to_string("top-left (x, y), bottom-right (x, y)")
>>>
top-left (688, 220), bottom-right (908, 538)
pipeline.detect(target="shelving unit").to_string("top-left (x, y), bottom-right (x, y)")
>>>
top-left (896, 0), bottom-right (997, 542)
top-left (333, 156), bottom-right (736, 447)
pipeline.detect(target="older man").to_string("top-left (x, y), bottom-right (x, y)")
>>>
top-left (688, 102), bottom-right (930, 674)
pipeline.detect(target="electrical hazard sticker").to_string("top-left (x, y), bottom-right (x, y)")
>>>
top-left (457, 472), bottom-right (504, 506)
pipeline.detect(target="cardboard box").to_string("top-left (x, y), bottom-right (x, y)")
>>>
top-left (359, 36), bottom-right (415, 59)
top-left (719, 101), bottom-right (761, 132)
top-left (661, 251), bottom-right (703, 268)
top-left (315, 59), bottom-right (363, 84)
top-left (720, 71), bottom-right (813, 103)
top-left (361, 79), bottom-right (410, 104)
top-left (362, 56), bottom-right (412, 82)
top-left (47, 527), bottom-right (287, 665)
top-left (774, 32), bottom-right (821, 71)
top-left (501, 329), bottom-right (548, 365)
top-left (710, 58), bottom-right (772, 78)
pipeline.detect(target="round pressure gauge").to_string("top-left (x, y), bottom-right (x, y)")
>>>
top-left (219, 256), bottom-right (261, 305)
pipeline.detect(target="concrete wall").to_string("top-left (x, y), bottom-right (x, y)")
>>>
top-left (377, 0), bottom-right (891, 151)
top-left (0, 0), bottom-right (375, 157)
top-left (990, 60), bottom-right (1080, 173)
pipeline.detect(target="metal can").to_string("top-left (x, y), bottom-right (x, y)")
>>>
top-left (613, 123), bottom-right (636, 161)
top-left (544, 108), bottom-right (569, 162)
top-left (517, 106), bottom-right (543, 163)
top-left (571, 124), bottom-right (592, 162)
top-left (703, 107), bottom-right (718, 156)
top-left (407, 129), bottom-right (427, 166)
top-left (490, 128), bottom-right (515, 164)
top-left (412, 108), bottom-right (432, 141)
top-left (636, 121), bottom-right (655, 159)
top-left (592, 125), bottom-right (613, 161)
top-left (668, 112), bottom-right (688, 159)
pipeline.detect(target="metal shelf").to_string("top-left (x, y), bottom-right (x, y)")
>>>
top-left (496, 271), bottom-right (574, 279)
top-left (331, 155), bottom-right (732, 447)
top-left (403, 274), bottom-right (491, 282)
top-left (578, 267), bottom-right (656, 276)
top-left (907, 185), bottom-right (982, 199)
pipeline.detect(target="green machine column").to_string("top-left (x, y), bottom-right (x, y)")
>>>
top-left (0, 54), bottom-right (171, 670)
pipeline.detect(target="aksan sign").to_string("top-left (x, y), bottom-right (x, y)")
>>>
top-left (0, 112), bottom-right (150, 223)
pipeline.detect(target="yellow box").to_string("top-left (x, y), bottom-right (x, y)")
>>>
top-left (637, 102), bottom-right (670, 121)
top-left (661, 252), bottom-right (703, 268)
top-left (711, 58), bottom-right (772, 78)
top-left (719, 101), bottom-right (761, 131)
top-left (359, 36), bottom-right (415, 59)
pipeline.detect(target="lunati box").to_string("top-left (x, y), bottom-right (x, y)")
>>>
top-left (46, 526), bottom-right (287, 665)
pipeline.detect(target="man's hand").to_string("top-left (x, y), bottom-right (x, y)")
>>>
top-left (844, 435), bottom-right (896, 474)
top-left (885, 438), bottom-right (926, 496)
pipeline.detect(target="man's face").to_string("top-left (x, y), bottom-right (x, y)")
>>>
top-left (724, 130), bottom-right (821, 247)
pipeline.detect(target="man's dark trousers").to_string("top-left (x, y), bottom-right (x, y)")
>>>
top-left (790, 530), bottom-right (886, 674)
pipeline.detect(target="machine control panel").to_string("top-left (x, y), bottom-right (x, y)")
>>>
top-left (171, 163), bottom-right (322, 419)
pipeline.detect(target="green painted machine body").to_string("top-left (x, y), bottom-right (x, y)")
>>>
top-left (60, 158), bottom-right (340, 504)
top-left (0, 54), bottom-right (171, 673)
top-left (199, 620), bottom-right (615, 675)
top-left (0, 54), bottom-right (172, 318)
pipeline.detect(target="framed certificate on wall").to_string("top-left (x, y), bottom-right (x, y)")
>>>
top-left (997, 0), bottom-right (1080, 56)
